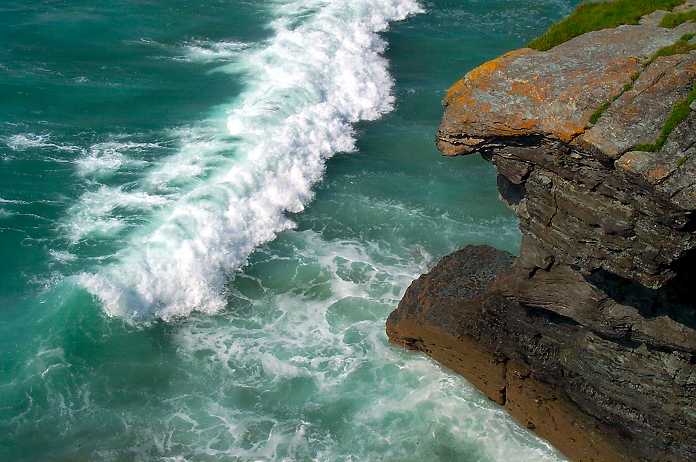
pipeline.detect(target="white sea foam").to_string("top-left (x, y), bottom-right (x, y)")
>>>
top-left (144, 125), bottom-right (233, 190)
top-left (48, 250), bottom-right (78, 263)
top-left (77, 0), bottom-right (424, 320)
top-left (180, 40), bottom-right (250, 63)
top-left (163, 229), bottom-right (562, 461)
top-left (0, 196), bottom-right (28, 205)
top-left (75, 141), bottom-right (156, 178)
top-left (66, 186), bottom-right (171, 243)
top-left (4, 133), bottom-right (81, 153)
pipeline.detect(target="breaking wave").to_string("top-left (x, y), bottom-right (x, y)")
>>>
top-left (76, 0), bottom-right (424, 320)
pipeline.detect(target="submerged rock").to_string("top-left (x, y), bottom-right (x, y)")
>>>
top-left (389, 4), bottom-right (696, 461)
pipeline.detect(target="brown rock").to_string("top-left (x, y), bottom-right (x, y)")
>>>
top-left (581, 54), bottom-right (696, 159)
top-left (386, 246), bottom-right (514, 403)
top-left (388, 245), bottom-right (696, 461)
top-left (390, 6), bottom-right (696, 462)
top-left (504, 361), bottom-right (630, 462)
top-left (437, 22), bottom-right (696, 156)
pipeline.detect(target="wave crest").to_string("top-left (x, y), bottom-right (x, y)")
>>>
top-left (79, 0), bottom-right (423, 320)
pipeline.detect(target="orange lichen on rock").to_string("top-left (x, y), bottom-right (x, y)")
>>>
top-left (445, 49), bottom-right (535, 104)
top-left (413, 10), bottom-right (696, 462)
top-left (510, 78), bottom-right (546, 104)
top-left (581, 53), bottom-right (696, 158)
top-left (437, 22), bottom-right (696, 156)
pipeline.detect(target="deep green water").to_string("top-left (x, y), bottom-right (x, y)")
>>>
top-left (1, 1), bottom-right (577, 460)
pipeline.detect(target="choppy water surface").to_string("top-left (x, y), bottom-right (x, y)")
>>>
top-left (0, 1), bottom-right (576, 460)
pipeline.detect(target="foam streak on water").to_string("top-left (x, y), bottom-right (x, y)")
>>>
top-left (77, 0), bottom-right (424, 320)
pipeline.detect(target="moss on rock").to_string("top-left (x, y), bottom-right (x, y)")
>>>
top-left (529, 0), bottom-right (686, 51)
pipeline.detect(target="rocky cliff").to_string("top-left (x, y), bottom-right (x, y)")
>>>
top-left (387, 2), bottom-right (696, 461)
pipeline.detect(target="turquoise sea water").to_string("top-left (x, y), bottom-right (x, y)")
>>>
top-left (1, 1), bottom-right (577, 460)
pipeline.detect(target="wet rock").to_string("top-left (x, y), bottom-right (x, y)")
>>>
top-left (389, 244), bottom-right (696, 461)
top-left (387, 246), bottom-right (514, 404)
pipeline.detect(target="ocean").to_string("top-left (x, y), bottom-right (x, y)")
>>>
top-left (0, 1), bottom-right (576, 460)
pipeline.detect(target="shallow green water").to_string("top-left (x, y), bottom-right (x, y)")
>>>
top-left (1, 1), bottom-right (577, 460)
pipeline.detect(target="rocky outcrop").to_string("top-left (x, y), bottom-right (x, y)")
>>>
top-left (388, 4), bottom-right (696, 462)
top-left (387, 247), bottom-right (650, 462)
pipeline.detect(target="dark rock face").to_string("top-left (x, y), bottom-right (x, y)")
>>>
top-left (387, 246), bottom-right (514, 404)
top-left (387, 247), bottom-right (683, 462)
top-left (388, 5), bottom-right (696, 462)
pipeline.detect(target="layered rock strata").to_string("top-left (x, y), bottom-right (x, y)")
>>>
top-left (388, 6), bottom-right (696, 462)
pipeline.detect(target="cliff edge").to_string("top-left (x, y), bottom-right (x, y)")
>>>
top-left (388, 2), bottom-right (696, 461)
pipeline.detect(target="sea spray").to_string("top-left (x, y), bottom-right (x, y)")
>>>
top-left (77, 0), bottom-right (424, 320)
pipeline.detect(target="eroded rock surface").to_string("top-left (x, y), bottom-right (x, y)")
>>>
top-left (389, 5), bottom-right (696, 462)
top-left (581, 53), bottom-right (696, 158)
top-left (438, 20), bottom-right (696, 157)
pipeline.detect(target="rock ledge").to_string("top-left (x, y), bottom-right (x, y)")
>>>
top-left (389, 5), bottom-right (696, 462)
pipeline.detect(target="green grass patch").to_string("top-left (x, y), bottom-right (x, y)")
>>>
top-left (677, 154), bottom-right (690, 168)
top-left (529, 0), bottom-right (686, 51)
top-left (647, 33), bottom-right (696, 65)
top-left (660, 8), bottom-right (696, 27)
top-left (588, 72), bottom-right (641, 125)
top-left (590, 101), bottom-right (611, 124)
top-left (632, 84), bottom-right (696, 152)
